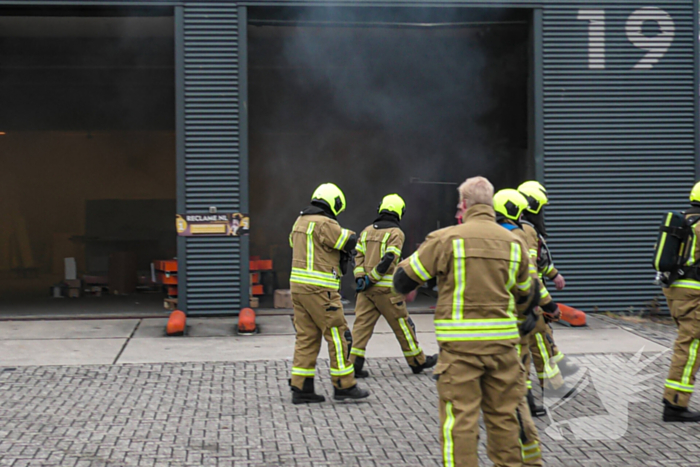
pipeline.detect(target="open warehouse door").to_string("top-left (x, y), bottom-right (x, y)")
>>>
top-left (247, 6), bottom-right (534, 307)
top-left (0, 7), bottom-right (177, 317)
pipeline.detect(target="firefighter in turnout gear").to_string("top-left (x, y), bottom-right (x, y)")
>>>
top-left (350, 194), bottom-right (438, 377)
top-left (493, 189), bottom-right (543, 465)
top-left (661, 181), bottom-right (700, 422)
top-left (288, 183), bottom-right (370, 404)
top-left (518, 181), bottom-right (579, 393)
top-left (394, 177), bottom-right (538, 467)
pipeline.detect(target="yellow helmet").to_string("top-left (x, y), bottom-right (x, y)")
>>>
top-left (518, 180), bottom-right (549, 214)
top-left (311, 183), bottom-right (346, 216)
top-left (378, 194), bottom-right (406, 219)
top-left (690, 181), bottom-right (700, 204)
top-left (493, 189), bottom-right (529, 221)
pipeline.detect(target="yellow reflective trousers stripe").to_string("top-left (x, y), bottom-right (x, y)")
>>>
top-left (682, 339), bottom-right (700, 386)
top-left (398, 318), bottom-right (420, 356)
top-left (443, 401), bottom-right (455, 467)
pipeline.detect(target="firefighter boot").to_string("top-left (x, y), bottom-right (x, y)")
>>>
top-left (663, 399), bottom-right (700, 422)
top-left (333, 385), bottom-right (370, 401)
top-left (354, 356), bottom-right (370, 378)
top-left (527, 389), bottom-right (547, 418)
top-left (291, 378), bottom-right (325, 405)
top-left (411, 353), bottom-right (438, 374)
top-left (558, 357), bottom-right (580, 377)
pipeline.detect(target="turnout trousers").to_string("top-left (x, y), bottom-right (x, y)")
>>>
top-left (434, 348), bottom-right (529, 467)
top-left (349, 288), bottom-right (426, 366)
top-left (290, 290), bottom-right (356, 390)
top-left (529, 315), bottom-right (564, 390)
top-left (517, 336), bottom-right (543, 466)
top-left (664, 295), bottom-right (700, 408)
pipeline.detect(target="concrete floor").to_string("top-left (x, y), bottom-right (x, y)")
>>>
top-left (0, 314), bottom-right (668, 367)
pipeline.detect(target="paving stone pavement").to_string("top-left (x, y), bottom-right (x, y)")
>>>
top-left (1, 342), bottom-right (700, 465)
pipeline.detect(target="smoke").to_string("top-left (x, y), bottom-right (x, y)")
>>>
top-left (248, 7), bottom-right (530, 292)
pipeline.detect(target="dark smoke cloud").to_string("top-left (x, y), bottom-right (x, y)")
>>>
top-left (248, 7), bottom-right (530, 294)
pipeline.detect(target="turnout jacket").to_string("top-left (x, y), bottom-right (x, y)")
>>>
top-left (289, 213), bottom-right (354, 294)
top-left (354, 220), bottom-right (404, 290)
top-left (397, 205), bottom-right (532, 355)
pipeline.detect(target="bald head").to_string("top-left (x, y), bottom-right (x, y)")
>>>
top-left (458, 176), bottom-right (494, 209)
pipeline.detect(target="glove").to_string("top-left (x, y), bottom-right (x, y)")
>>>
top-left (542, 307), bottom-right (561, 322)
top-left (519, 312), bottom-right (538, 336)
top-left (339, 249), bottom-right (357, 276)
top-left (375, 253), bottom-right (396, 275)
top-left (356, 276), bottom-right (372, 293)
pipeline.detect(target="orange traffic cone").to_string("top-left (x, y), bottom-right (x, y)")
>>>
top-left (237, 307), bottom-right (257, 335)
top-left (557, 303), bottom-right (587, 327)
top-left (166, 310), bottom-right (186, 336)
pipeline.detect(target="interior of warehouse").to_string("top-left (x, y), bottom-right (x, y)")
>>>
top-left (247, 6), bottom-right (534, 304)
top-left (0, 7), bottom-right (176, 314)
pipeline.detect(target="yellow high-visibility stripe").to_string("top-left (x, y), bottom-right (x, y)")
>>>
top-left (682, 339), bottom-right (700, 386)
top-left (380, 232), bottom-right (390, 258)
top-left (386, 245), bottom-right (402, 258)
top-left (306, 222), bottom-right (316, 271)
top-left (330, 327), bottom-right (351, 376)
top-left (290, 268), bottom-right (340, 289)
top-left (350, 347), bottom-right (365, 357)
top-left (356, 231), bottom-right (368, 254)
top-left (353, 266), bottom-right (364, 276)
top-left (655, 212), bottom-right (673, 270)
top-left (670, 279), bottom-right (700, 290)
top-left (398, 318), bottom-right (419, 354)
top-left (665, 379), bottom-right (695, 393)
top-left (409, 254), bottom-right (432, 282)
top-left (452, 239), bottom-right (466, 321)
top-left (334, 228), bottom-right (351, 250)
top-left (688, 232), bottom-right (698, 266)
top-left (535, 333), bottom-right (560, 379)
top-left (291, 367), bottom-right (315, 377)
top-left (506, 243), bottom-right (521, 318)
top-left (443, 402), bottom-right (455, 467)
top-left (521, 440), bottom-right (541, 462)
top-left (666, 380), bottom-right (694, 392)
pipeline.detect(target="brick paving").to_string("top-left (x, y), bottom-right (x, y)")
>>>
top-left (1, 327), bottom-right (700, 466)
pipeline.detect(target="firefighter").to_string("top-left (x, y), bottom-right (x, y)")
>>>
top-left (350, 194), bottom-right (438, 377)
top-left (288, 183), bottom-right (370, 404)
top-left (662, 181), bottom-right (700, 422)
top-left (394, 176), bottom-right (538, 467)
top-left (518, 181), bottom-right (579, 394)
top-left (492, 188), bottom-right (544, 464)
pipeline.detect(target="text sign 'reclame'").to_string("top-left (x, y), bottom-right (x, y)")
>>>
top-left (577, 7), bottom-right (676, 70)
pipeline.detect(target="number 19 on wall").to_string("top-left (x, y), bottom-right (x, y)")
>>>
top-left (577, 6), bottom-right (676, 70)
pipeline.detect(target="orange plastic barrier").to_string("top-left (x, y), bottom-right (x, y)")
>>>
top-left (238, 308), bottom-right (257, 334)
top-left (557, 303), bottom-right (587, 327)
top-left (166, 310), bottom-right (186, 336)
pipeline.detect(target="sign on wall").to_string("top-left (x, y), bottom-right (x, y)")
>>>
top-left (176, 213), bottom-right (250, 237)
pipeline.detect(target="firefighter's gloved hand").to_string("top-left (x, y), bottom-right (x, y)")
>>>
top-left (375, 253), bottom-right (396, 275)
top-left (356, 276), bottom-right (372, 293)
top-left (519, 312), bottom-right (538, 335)
top-left (340, 250), bottom-right (357, 276)
top-left (542, 306), bottom-right (561, 322)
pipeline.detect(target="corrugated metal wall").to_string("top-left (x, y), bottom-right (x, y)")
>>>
top-left (182, 3), bottom-right (245, 315)
top-left (542, 1), bottom-right (696, 312)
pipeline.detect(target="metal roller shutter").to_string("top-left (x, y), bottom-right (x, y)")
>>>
top-left (182, 3), bottom-right (244, 315)
top-left (542, 1), bottom-right (696, 312)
